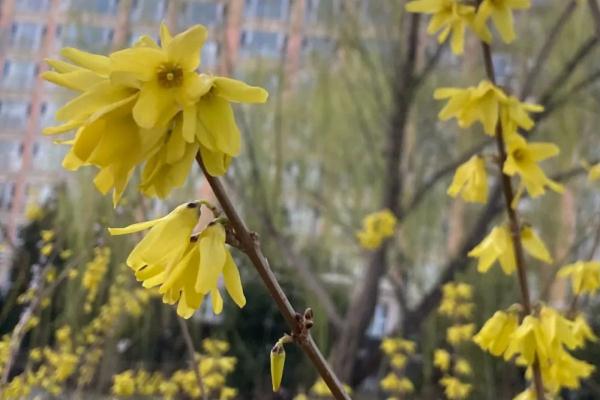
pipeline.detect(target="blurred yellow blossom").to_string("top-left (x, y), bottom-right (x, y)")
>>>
top-left (557, 261), bottom-right (600, 295)
top-left (447, 155), bottom-right (488, 203)
top-left (356, 209), bottom-right (397, 250)
top-left (475, 0), bottom-right (531, 43)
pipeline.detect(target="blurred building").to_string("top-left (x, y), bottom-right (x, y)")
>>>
top-left (0, 0), bottom-right (339, 247)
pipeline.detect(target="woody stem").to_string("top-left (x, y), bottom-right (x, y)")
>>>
top-left (480, 42), bottom-right (545, 400)
top-left (195, 154), bottom-right (351, 400)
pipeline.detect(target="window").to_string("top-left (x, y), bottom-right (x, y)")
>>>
top-left (0, 182), bottom-right (15, 211)
top-left (240, 30), bottom-right (286, 58)
top-left (244, 0), bottom-right (289, 20)
top-left (302, 36), bottom-right (334, 57)
top-left (0, 142), bottom-right (22, 171)
top-left (0, 101), bottom-right (29, 131)
top-left (69, 0), bottom-right (119, 15)
top-left (10, 22), bottom-right (44, 50)
top-left (130, 0), bottom-right (165, 22)
top-left (304, 0), bottom-right (339, 24)
top-left (1, 60), bottom-right (37, 90)
top-left (60, 24), bottom-right (114, 52)
top-left (179, 1), bottom-right (223, 27)
top-left (15, 0), bottom-right (50, 12)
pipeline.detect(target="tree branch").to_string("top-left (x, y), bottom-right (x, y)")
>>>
top-left (195, 155), bottom-right (350, 400)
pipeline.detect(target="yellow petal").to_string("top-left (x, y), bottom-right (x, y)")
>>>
top-left (108, 217), bottom-right (166, 235)
top-left (182, 105), bottom-right (197, 142)
top-left (199, 145), bottom-right (232, 176)
top-left (211, 288), bottom-right (223, 314)
top-left (213, 77), bottom-right (269, 103)
top-left (60, 47), bottom-right (110, 74)
top-left (197, 95), bottom-right (241, 156)
top-left (110, 47), bottom-right (166, 81)
top-left (196, 224), bottom-right (227, 294)
top-left (166, 25), bottom-right (208, 71)
top-left (133, 81), bottom-right (173, 128)
top-left (223, 251), bottom-right (246, 308)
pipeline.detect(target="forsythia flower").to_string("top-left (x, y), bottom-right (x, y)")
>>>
top-left (435, 80), bottom-right (507, 135)
top-left (270, 341), bottom-right (286, 391)
top-left (475, 0), bottom-right (531, 44)
top-left (447, 155), bottom-right (488, 203)
top-left (405, 0), bottom-right (476, 54)
top-left (356, 209), bottom-right (397, 250)
top-left (25, 203), bottom-right (43, 221)
top-left (454, 358), bottom-right (472, 376)
top-left (447, 323), bottom-right (475, 345)
top-left (468, 224), bottom-right (552, 275)
top-left (557, 260), bottom-right (600, 295)
top-left (82, 246), bottom-right (111, 312)
top-left (473, 310), bottom-right (518, 356)
top-left (42, 23), bottom-right (268, 205)
top-left (310, 378), bottom-right (352, 397)
top-left (499, 96), bottom-right (544, 136)
top-left (112, 371), bottom-right (137, 396)
top-left (380, 372), bottom-right (414, 393)
top-left (433, 348), bottom-right (451, 371)
top-left (440, 376), bottom-right (472, 399)
top-left (435, 81), bottom-right (544, 138)
top-left (110, 202), bottom-right (246, 318)
top-left (503, 133), bottom-right (564, 197)
top-left (587, 162), bottom-right (600, 181)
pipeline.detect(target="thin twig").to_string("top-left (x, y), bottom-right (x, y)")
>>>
top-left (177, 317), bottom-right (207, 400)
top-left (520, 0), bottom-right (577, 98)
top-left (195, 154), bottom-right (351, 400)
top-left (480, 39), bottom-right (545, 400)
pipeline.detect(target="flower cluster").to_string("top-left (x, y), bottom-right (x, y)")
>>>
top-left (112, 339), bottom-right (238, 400)
top-left (436, 81), bottom-right (562, 199)
top-left (42, 23), bottom-right (268, 205)
top-left (379, 337), bottom-right (416, 398)
top-left (109, 201), bottom-right (246, 319)
top-left (434, 282), bottom-right (475, 400)
top-left (356, 209), bottom-right (398, 250)
top-left (474, 306), bottom-right (597, 396)
top-left (2, 326), bottom-right (78, 399)
top-left (406, 0), bottom-right (531, 54)
top-left (82, 246), bottom-right (111, 312)
top-left (557, 260), bottom-right (600, 295)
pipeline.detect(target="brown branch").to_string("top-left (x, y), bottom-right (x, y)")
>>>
top-left (589, 0), bottom-right (600, 37)
top-left (520, 1), bottom-right (578, 98)
top-left (194, 155), bottom-right (350, 400)
top-left (539, 35), bottom-right (599, 106)
top-left (177, 318), bottom-right (207, 400)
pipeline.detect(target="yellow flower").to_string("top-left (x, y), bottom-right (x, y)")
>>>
top-left (82, 247), bottom-right (111, 312)
top-left (433, 348), bottom-right (451, 371)
top-left (469, 224), bottom-right (553, 275)
top-left (504, 315), bottom-right (548, 366)
top-left (447, 323), bottom-right (475, 345)
top-left (475, 0), bottom-right (531, 44)
top-left (473, 310), bottom-right (518, 356)
top-left (503, 133), bottom-right (564, 198)
top-left (25, 203), bottom-right (43, 221)
top-left (390, 353), bottom-right (408, 369)
top-left (405, 0), bottom-right (476, 54)
top-left (203, 338), bottom-right (230, 355)
top-left (356, 209), bottom-right (397, 250)
top-left (110, 23), bottom-right (210, 129)
top-left (220, 387), bottom-right (238, 400)
top-left (380, 372), bottom-right (414, 393)
top-left (440, 376), bottom-right (472, 400)
top-left (454, 358), bottom-right (472, 376)
top-left (500, 96), bottom-right (543, 136)
top-left (587, 162), bottom-right (600, 181)
top-left (41, 229), bottom-right (55, 242)
top-left (40, 243), bottom-right (53, 257)
top-left (557, 261), bottom-right (600, 295)
top-left (571, 315), bottom-right (598, 346)
top-left (43, 24), bottom-right (268, 203)
top-left (447, 155), bottom-right (488, 203)
top-left (535, 349), bottom-right (595, 394)
top-left (513, 387), bottom-right (537, 400)
top-left (112, 370), bottom-right (136, 396)
top-left (138, 114), bottom-right (200, 198)
top-left (435, 80), bottom-right (507, 135)
top-left (311, 378), bottom-right (352, 397)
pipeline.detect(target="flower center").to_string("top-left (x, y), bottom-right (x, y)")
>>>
top-left (512, 148), bottom-right (526, 162)
top-left (157, 63), bottom-right (183, 88)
